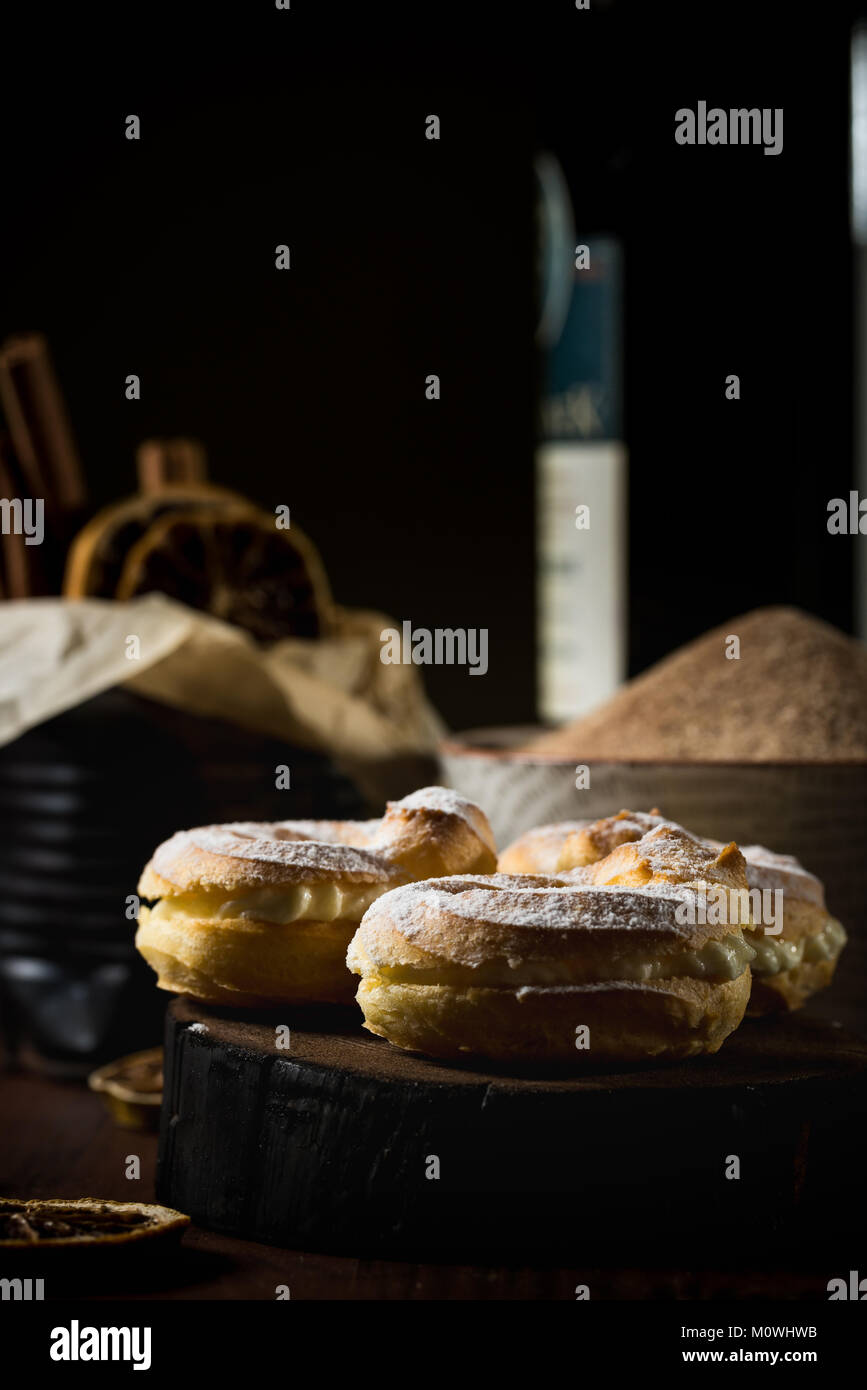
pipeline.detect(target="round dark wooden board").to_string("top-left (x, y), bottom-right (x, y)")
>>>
top-left (158, 998), bottom-right (867, 1259)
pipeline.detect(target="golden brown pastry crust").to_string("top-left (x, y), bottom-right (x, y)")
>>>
top-left (354, 973), bottom-right (752, 1063)
top-left (736, 845), bottom-right (846, 1014)
top-left (574, 819), bottom-right (847, 1013)
top-left (497, 821), bottom-right (593, 874)
top-left (140, 787), bottom-right (495, 897)
top-left (371, 787), bottom-right (497, 880)
top-left (136, 912), bottom-right (362, 1006)
top-left (557, 809), bottom-right (667, 869)
top-left (139, 831), bottom-right (402, 898)
top-left (351, 874), bottom-right (743, 972)
top-left (497, 809), bottom-right (668, 874)
top-left (575, 823), bottom-right (748, 892)
top-left (135, 787), bottom-right (496, 1006)
top-left (347, 854), bottom-right (755, 1064)
top-left (502, 811), bottom-right (847, 1015)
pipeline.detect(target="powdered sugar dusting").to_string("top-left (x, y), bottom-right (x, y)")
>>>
top-left (394, 786), bottom-right (477, 817)
top-left (150, 787), bottom-right (489, 885)
top-left (586, 823), bottom-right (745, 888)
top-left (256, 819), bottom-right (382, 847)
top-left (387, 786), bottom-right (496, 848)
top-left (368, 875), bottom-right (704, 939)
top-left (154, 826), bottom-right (397, 881)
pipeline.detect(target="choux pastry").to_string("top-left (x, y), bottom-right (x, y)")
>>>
top-left (348, 822), bottom-right (756, 1063)
top-left (500, 810), bottom-right (847, 1013)
top-left (136, 787), bottom-right (496, 1006)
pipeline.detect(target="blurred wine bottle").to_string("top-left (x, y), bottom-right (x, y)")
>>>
top-left (534, 152), bottom-right (626, 725)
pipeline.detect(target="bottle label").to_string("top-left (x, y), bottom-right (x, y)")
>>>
top-left (537, 441), bottom-right (627, 724)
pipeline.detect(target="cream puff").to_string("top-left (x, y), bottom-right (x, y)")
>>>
top-left (347, 848), bottom-right (755, 1064)
top-left (135, 787), bottom-right (497, 1007)
top-left (554, 812), bottom-right (846, 1014)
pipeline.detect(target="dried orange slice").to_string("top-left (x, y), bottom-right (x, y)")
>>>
top-left (88, 1047), bottom-right (163, 1131)
top-left (64, 483), bottom-right (247, 601)
top-left (0, 1199), bottom-right (188, 1250)
top-left (114, 503), bottom-right (332, 642)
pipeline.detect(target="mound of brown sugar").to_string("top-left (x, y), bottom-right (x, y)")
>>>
top-left (527, 607), bottom-right (867, 762)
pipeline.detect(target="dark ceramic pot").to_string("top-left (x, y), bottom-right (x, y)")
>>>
top-left (0, 689), bottom-right (366, 1073)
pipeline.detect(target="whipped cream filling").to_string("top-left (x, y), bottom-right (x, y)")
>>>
top-left (147, 881), bottom-right (387, 926)
top-left (748, 918), bottom-right (847, 977)
top-left (362, 931), bottom-right (756, 989)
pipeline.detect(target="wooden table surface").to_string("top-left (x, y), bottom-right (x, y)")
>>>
top-left (0, 1067), bottom-right (846, 1300)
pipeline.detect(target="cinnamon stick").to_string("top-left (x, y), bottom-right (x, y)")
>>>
top-left (0, 333), bottom-right (86, 513)
top-left (0, 440), bottom-right (35, 598)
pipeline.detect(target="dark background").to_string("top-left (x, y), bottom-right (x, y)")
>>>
top-left (1, 0), bottom-right (861, 731)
